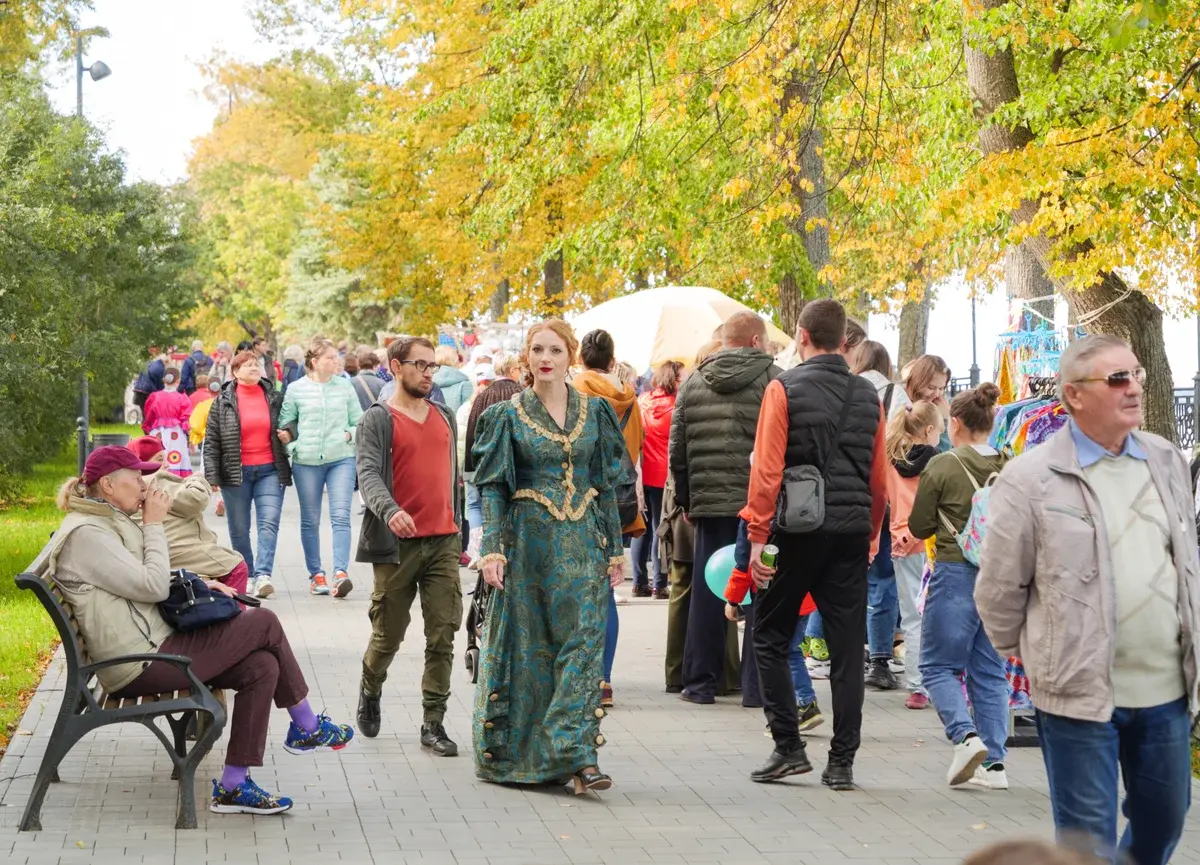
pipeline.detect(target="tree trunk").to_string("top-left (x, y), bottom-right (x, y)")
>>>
top-left (963, 0), bottom-right (1176, 441)
top-left (897, 285), bottom-right (932, 371)
top-left (543, 248), bottom-right (564, 313)
top-left (489, 277), bottom-right (510, 321)
top-left (632, 269), bottom-right (649, 291)
top-left (778, 272), bottom-right (802, 336)
top-left (780, 73), bottom-right (832, 294)
top-left (1003, 242), bottom-right (1055, 330)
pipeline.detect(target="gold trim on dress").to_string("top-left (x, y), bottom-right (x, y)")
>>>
top-left (512, 487), bottom-right (598, 522)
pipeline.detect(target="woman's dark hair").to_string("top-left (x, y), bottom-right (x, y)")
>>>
top-left (236, 340), bottom-right (253, 352)
top-left (652, 360), bottom-right (684, 395)
top-left (580, 329), bottom-right (616, 371)
top-left (343, 354), bottom-right (360, 375)
top-left (845, 317), bottom-right (867, 351)
top-left (951, 382), bottom-right (1000, 434)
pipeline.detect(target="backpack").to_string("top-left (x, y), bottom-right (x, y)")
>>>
top-left (615, 404), bottom-right (639, 529)
top-left (937, 452), bottom-right (999, 566)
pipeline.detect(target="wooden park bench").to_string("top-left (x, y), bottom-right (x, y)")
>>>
top-left (14, 544), bottom-right (227, 830)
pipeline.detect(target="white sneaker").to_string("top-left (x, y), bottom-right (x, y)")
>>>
top-left (967, 764), bottom-right (1009, 790)
top-left (806, 659), bottom-right (831, 680)
top-left (948, 735), bottom-right (989, 786)
top-left (255, 576), bottom-right (275, 599)
top-left (888, 657), bottom-right (904, 675)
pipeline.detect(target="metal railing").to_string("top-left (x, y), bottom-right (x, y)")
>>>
top-left (1175, 389), bottom-right (1195, 452)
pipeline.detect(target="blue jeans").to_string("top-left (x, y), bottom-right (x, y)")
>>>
top-left (789, 615), bottom-right (816, 704)
top-left (1037, 698), bottom-right (1190, 865)
top-left (866, 528), bottom-right (897, 659)
top-left (603, 587), bottom-right (618, 682)
top-left (806, 609), bottom-right (823, 640)
top-left (466, 482), bottom-right (483, 531)
top-left (918, 560), bottom-right (1008, 763)
top-left (221, 463), bottom-right (284, 578)
top-left (292, 457), bottom-right (356, 576)
top-left (630, 485), bottom-right (666, 590)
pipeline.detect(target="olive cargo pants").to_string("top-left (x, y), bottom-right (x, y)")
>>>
top-left (361, 533), bottom-right (463, 724)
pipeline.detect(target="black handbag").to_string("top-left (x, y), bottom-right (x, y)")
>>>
top-left (615, 404), bottom-right (640, 528)
top-left (158, 569), bottom-right (243, 633)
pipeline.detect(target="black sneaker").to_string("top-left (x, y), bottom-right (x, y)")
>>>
top-left (357, 690), bottom-right (381, 739)
top-left (420, 721), bottom-right (458, 757)
top-left (797, 701), bottom-right (824, 733)
top-left (822, 761), bottom-right (855, 791)
top-left (865, 659), bottom-right (899, 691)
top-left (750, 745), bottom-right (812, 783)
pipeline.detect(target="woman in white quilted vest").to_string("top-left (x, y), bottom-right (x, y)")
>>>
top-left (47, 446), bottom-right (353, 817)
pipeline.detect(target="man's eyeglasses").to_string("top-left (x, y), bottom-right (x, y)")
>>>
top-left (1071, 367), bottom-right (1146, 389)
top-left (400, 360), bottom-right (441, 374)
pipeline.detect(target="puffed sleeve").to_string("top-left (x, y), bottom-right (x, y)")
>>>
top-left (590, 397), bottom-right (626, 561)
top-left (472, 402), bottom-right (516, 562)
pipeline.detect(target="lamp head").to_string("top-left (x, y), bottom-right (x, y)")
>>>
top-left (88, 61), bottom-right (111, 82)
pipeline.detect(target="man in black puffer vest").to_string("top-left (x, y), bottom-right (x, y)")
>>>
top-left (741, 299), bottom-right (887, 791)
top-left (669, 311), bottom-right (780, 705)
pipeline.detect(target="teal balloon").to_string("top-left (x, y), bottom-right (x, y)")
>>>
top-left (704, 544), bottom-right (749, 606)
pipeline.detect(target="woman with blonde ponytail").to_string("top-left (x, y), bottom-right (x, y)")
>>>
top-left (884, 401), bottom-right (944, 710)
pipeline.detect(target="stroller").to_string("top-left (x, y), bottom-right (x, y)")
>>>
top-left (463, 573), bottom-right (490, 683)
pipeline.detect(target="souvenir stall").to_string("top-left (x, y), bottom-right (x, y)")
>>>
top-left (990, 308), bottom-right (1079, 745)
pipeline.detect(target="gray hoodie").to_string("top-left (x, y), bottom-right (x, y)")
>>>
top-left (668, 348), bottom-right (780, 518)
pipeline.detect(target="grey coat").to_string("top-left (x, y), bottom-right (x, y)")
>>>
top-left (355, 399), bottom-right (462, 564)
top-left (668, 348), bottom-right (780, 518)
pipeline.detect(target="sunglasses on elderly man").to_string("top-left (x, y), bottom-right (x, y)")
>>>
top-left (1071, 367), bottom-right (1146, 388)
top-left (399, 359), bottom-right (441, 374)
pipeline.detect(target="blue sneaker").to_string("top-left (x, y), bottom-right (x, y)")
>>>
top-left (210, 777), bottom-right (293, 815)
top-left (284, 714), bottom-right (354, 755)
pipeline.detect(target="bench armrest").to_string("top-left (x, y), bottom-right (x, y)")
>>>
top-left (80, 654), bottom-right (211, 702)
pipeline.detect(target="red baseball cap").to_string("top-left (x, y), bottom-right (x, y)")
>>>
top-left (128, 436), bottom-right (165, 463)
top-left (83, 445), bottom-right (163, 486)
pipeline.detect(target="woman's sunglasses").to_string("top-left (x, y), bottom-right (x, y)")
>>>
top-left (1071, 367), bottom-right (1146, 389)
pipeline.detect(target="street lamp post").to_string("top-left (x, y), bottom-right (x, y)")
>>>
top-left (74, 34), bottom-right (111, 475)
top-left (969, 294), bottom-right (981, 387)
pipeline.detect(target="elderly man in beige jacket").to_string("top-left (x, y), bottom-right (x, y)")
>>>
top-left (977, 334), bottom-right (1200, 865)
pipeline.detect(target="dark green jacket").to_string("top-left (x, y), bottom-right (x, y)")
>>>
top-left (355, 399), bottom-right (462, 563)
top-left (910, 445), bottom-right (1007, 564)
top-left (668, 348), bottom-right (780, 519)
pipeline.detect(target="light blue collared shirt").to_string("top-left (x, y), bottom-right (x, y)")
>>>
top-left (1069, 419), bottom-right (1147, 469)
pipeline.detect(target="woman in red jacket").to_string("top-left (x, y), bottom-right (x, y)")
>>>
top-left (631, 361), bottom-right (684, 598)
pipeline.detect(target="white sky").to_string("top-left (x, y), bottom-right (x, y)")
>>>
top-left (44, 1), bottom-right (1200, 387)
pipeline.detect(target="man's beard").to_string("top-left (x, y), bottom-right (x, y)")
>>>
top-left (402, 380), bottom-right (432, 399)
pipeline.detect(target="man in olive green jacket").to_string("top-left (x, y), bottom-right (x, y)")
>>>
top-left (668, 311), bottom-right (779, 704)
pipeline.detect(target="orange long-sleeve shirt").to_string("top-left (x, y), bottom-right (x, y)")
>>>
top-left (743, 379), bottom-right (888, 545)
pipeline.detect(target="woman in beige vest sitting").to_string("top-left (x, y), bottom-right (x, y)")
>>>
top-left (49, 446), bottom-right (354, 816)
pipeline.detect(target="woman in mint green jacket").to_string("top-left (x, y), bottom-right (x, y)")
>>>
top-left (279, 336), bottom-right (363, 597)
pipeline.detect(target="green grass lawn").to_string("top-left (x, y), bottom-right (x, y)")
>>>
top-left (0, 424), bottom-right (140, 755)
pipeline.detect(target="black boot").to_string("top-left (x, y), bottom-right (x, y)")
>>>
top-left (865, 658), bottom-right (899, 691)
top-left (420, 721), bottom-right (459, 757)
top-left (821, 761), bottom-right (855, 791)
top-left (357, 690), bottom-right (381, 739)
top-left (750, 744), bottom-right (812, 783)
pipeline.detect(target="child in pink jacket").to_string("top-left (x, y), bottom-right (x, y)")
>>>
top-left (885, 400), bottom-right (943, 709)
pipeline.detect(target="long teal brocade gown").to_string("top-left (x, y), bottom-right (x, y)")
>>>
top-left (470, 386), bottom-right (626, 783)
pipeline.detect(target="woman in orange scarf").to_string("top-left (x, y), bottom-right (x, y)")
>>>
top-left (571, 329), bottom-right (644, 708)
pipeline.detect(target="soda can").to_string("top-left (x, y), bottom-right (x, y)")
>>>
top-left (761, 544), bottom-right (779, 569)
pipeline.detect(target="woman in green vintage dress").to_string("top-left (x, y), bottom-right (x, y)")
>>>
top-left (471, 320), bottom-right (626, 793)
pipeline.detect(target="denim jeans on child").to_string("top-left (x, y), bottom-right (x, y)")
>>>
top-left (789, 614), bottom-right (816, 704)
top-left (221, 462), bottom-right (284, 578)
top-left (292, 456), bottom-right (356, 576)
top-left (1036, 698), bottom-right (1190, 865)
top-left (866, 528), bottom-right (897, 660)
top-left (918, 560), bottom-right (1008, 763)
top-left (806, 609), bottom-right (824, 640)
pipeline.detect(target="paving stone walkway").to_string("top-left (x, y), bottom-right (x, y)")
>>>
top-left (3, 493), bottom-right (1200, 865)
